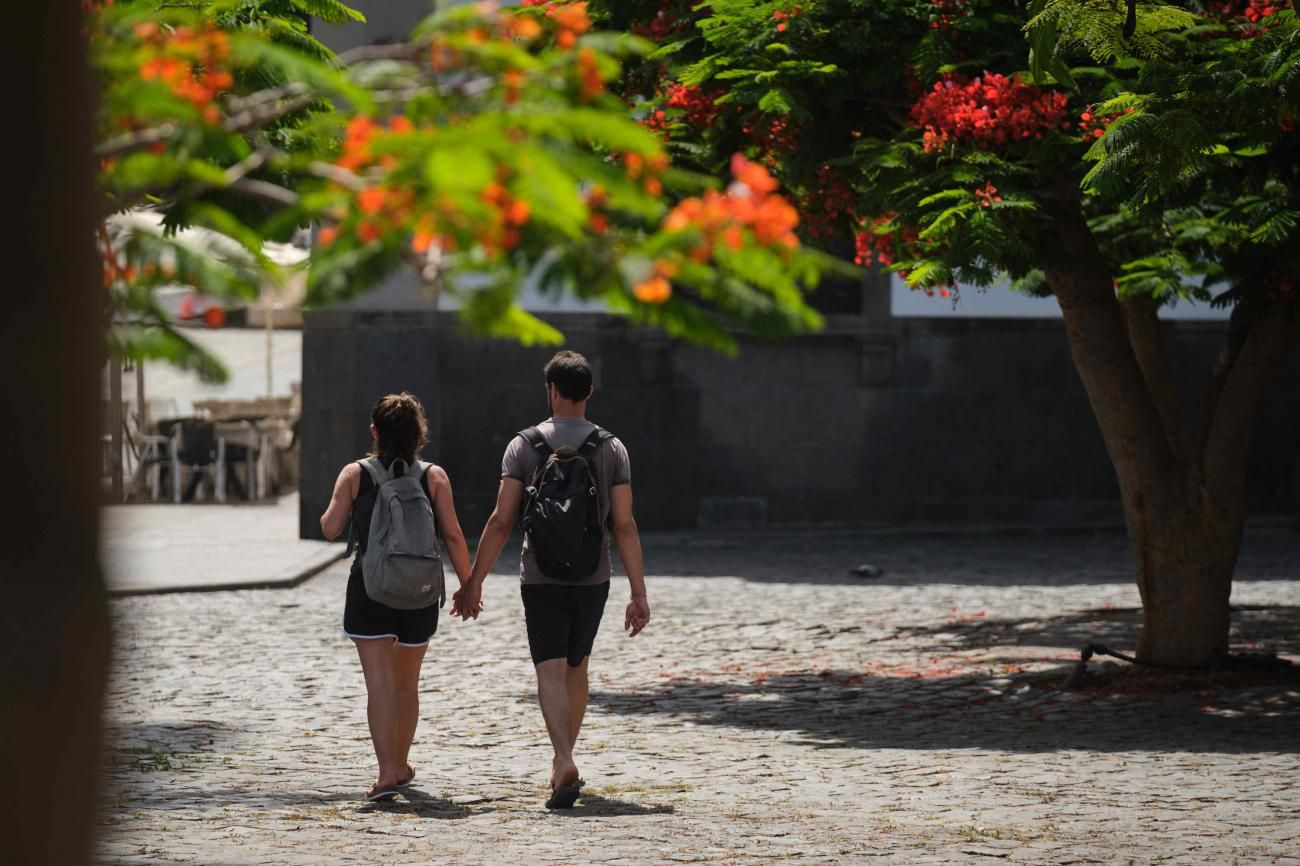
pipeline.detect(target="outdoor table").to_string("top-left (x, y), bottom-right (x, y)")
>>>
top-left (212, 417), bottom-right (293, 501)
top-left (214, 420), bottom-right (267, 501)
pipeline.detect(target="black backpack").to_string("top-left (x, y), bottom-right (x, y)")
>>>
top-left (519, 425), bottom-right (614, 580)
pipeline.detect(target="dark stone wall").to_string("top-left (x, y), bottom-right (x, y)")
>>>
top-left (297, 306), bottom-right (1300, 539)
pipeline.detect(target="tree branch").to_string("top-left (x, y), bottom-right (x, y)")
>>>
top-left (95, 123), bottom-right (179, 158)
top-left (222, 92), bottom-right (321, 135)
top-left (1201, 300), bottom-right (1300, 505)
top-left (1120, 293), bottom-right (1193, 465)
top-left (336, 43), bottom-right (427, 66)
top-left (226, 178), bottom-right (300, 207)
top-left (306, 161), bottom-right (367, 190)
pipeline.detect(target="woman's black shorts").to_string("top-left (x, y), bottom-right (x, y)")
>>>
top-left (521, 581), bottom-right (610, 667)
top-left (343, 566), bottom-right (438, 646)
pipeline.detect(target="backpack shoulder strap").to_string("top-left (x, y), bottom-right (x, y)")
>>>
top-left (577, 426), bottom-right (614, 457)
top-left (519, 426), bottom-right (554, 459)
top-left (358, 457), bottom-right (386, 489)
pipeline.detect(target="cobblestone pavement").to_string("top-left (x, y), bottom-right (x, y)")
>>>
top-left (101, 528), bottom-right (1300, 865)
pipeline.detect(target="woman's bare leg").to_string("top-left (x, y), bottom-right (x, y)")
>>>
top-left (391, 643), bottom-right (428, 775)
top-left (353, 637), bottom-right (402, 790)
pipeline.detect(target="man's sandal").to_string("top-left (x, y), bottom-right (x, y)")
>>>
top-left (545, 782), bottom-right (582, 810)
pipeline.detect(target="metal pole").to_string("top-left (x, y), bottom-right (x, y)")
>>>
top-left (109, 356), bottom-right (124, 500)
top-left (265, 278), bottom-right (274, 398)
top-left (136, 360), bottom-right (146, 432)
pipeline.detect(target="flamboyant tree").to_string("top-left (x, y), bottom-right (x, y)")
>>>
top-left (593, 0), bottom-right (1300, 667)
top-left (92, 0), bottom-right (843, 381)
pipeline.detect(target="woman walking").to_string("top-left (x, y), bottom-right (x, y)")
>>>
top-left (319, 392), bottom-right (473, 801)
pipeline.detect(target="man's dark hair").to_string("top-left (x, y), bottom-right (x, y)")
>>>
top-left (543, 350), bottom-right (593, 402)
top-left (370, 392), bottom-right (428, 462)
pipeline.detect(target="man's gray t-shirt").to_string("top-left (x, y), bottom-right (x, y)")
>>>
top-left (501, 417), bottom-right (631, 586)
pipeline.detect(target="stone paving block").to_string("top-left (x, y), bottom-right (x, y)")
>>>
top-left (98, 534), bottom-right (1300, 865)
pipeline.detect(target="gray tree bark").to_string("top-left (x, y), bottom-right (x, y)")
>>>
top-left (1043, 192), bottom-right (1298, 668)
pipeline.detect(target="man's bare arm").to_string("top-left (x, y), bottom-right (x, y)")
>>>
top-left (470, 477), bottom-right (523, 582)
top-left (610, 484), bottom-right (650, 636)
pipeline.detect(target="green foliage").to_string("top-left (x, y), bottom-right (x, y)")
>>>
top-left (1027, 0), bottom-right (1198, 65)
top-left (593, 0), bottom-right (1299, 318)
top-left (92, 0), bottom-right (834, 378)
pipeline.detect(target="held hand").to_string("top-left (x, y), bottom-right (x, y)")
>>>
top-left (624, 594), bottom-right (650, 637)
top-left (454, 582), bottom-right (475, 616)
top-left (454, 579), bottom-right (484, 621)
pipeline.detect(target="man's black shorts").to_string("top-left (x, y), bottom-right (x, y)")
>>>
top-left (520, 581), bottom-right (611, 667)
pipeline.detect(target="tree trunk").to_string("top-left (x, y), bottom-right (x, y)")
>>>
top-left (1127, 492), bottom-right (1240, 666)
top-left (1040, 193), bottom-right (1297, 668)
top-left (0, 4), bottom-right (111, 865)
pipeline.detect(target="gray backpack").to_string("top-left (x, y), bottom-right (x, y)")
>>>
top-left (358, 457), bottom-right (445, 610)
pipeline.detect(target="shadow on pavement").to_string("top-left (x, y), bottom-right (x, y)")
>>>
top-left (591, 666), bottom-right (1300, 755)
top-left (635, 526), bottom-right (1299, 587)
top-left (890, 604), bottom-right (1300, 660)
top-left (359, 787), bottom-right (482, 819)
top-left (548, 793), bottom-right (675, 817)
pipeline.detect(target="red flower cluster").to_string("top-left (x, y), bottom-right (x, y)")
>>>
top-left (1205, 0), bottom-right (1286, 36)
top-left (973, 182), bottom-right (1001, 208)
top-left (1243, 0), bottom-right (1283, 21)
top-left (1207, 0), bottom-right (1283, 23)
top-left (647, 155), bottom-right (800, 303)
top-left (584, 183), bottom-right (611, 234)
top-left (665, 83), bottom-right (721, 129)
top-left (853, 214), bottom-right (919, 267)
top-left (630, 0), bottom-right (696, 42)
top-left (576, 47), bottom-right (604, 102)
top-left (796, 166), bottom-right (855, 241)
top-left (521, 1), bottom-right (591, 48)
top-left (133, 22), bottom-right (232, 124)
top-left (1078, 106), bottom-right (1135, 141)
top-left (623, 150), bottom-right (669, 197)
top-left (928, 0), bottom-right (968, 31)
top-left (772, 6), bottom-right (804, 33)
top-left (334, 115), bottom-right (413, 172)
top-left (742, 115), bottom-right (800, 169)
top-left (911, 72), bottom-right (1070, 153)
top-left (633, 259), bottom-right (676, 304)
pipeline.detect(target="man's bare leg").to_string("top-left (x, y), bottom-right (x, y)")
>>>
top-left (565, 657), bottom-right (590, 751)
top-left (535, 659), bottom-right (580, 788)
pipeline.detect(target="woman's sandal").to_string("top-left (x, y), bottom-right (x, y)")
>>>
top-left (366, 782), bottom-right (400, 802)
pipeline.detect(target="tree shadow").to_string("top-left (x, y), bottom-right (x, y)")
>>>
top-left (890, 604), bottom-right (1300, 659)
top-left (590, 664), bottom-right (1300, 755)
top-left (631, 524), bottom-right (1300, 586)
top-left (106, 720), bottom-right (241, 752)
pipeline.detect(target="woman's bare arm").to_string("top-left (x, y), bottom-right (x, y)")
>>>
top-left (320, 463), bottom-right (360, 540)
top-left (428, 465), bottom-right (472, 585)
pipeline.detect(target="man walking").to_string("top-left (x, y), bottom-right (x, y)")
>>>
top-left (458, 350), bottom-right (650, 809)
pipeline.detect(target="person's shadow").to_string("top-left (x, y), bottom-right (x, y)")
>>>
top-left (358, 786), bottom-right (482, 819)
top-left (548, 793), bottom-right (675, 817)
top-left (358, 787), bottom-right (674, 819)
